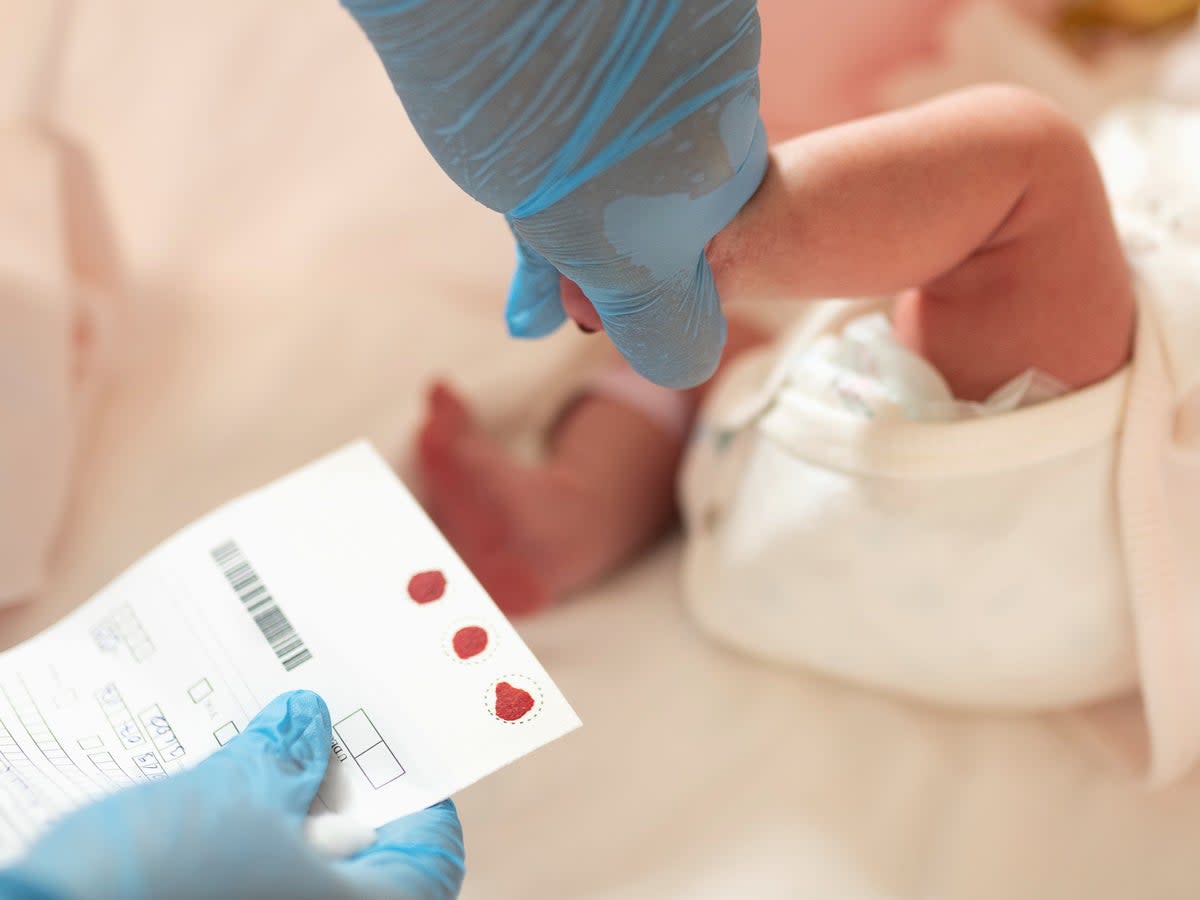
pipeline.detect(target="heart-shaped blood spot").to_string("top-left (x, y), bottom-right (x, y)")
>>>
top-left (408, 570), bottom-right (446, 604)
top-left (452, 626), bottom-right (488, 660)
top-left (494, 681), bottom-right (534, 722)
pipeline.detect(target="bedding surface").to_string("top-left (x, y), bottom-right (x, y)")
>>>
top-left (3, 1), bottom-right (1199, 897)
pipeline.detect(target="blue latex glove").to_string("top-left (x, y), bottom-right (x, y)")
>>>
top-left (0, 691), bottom-right (464, 900)
top-left (342, 0), bottom-right (768, 389)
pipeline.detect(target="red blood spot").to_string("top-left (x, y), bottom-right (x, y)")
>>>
top-left (494, 681), bottom-right (534, 721)
top-left (408, 570), bottom-right (446, 604)
top-left (452, 626), bottom-right (488, 660)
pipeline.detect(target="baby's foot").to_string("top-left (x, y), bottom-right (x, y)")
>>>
top-left (416, 382), bottom-right (605, 616)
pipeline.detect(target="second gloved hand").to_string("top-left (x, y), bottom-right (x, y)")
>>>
top-left (342, 0), bottom-right (768, 389)
top-left (1, 691), bottom-right (464, 900)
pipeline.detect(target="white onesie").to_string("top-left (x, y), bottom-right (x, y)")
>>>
top-left (678, 102), bottom-right (1200, 785)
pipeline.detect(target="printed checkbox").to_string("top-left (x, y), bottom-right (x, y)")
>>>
top-left (333, 709), bottom-right (382, 757)
top-left (355, 742), bottom-right (405, 789)
top-left (212, 722), bottom-right (239, 746)
top-left (131, 641), bottom-right (155, 662)
top-left (188, 679), bottom-right (213, 703)
top-left (77, 736), bottom-right (104, 751)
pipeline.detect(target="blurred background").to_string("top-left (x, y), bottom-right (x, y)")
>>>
top-left (1, 1), bottom-right (1198, 897)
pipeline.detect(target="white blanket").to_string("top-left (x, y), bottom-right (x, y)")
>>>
top-left (3, 1), bottom-right (1200, 896)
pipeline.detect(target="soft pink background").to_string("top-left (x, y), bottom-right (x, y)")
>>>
top-left (0, 0), bottom-right (1069, 610)
top-left (758, 0), bottom-right (1062, 137)
top-left (3, 4), bottom-right (1200, 900)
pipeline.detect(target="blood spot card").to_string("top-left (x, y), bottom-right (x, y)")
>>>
top-left (0, 442), bottom-right (580, 859)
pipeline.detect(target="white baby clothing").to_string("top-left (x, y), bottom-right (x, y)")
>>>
top-left (779, 310), bottom-right (1069, 422)
top-left (679, 101), bottom-right (1200, 785)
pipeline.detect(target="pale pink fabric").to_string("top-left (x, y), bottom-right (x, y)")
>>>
top-left (1, 6), bottom-right (1198, 899)
top-left (0, 130), bottom-right (83, 605)
top-left (1161, 12), bottom-right (1200, 102)
top-left (1109, 290), bottom-right (1200, 786)
top-left (757, 0), bottom-right (1064, 138)
top-left (0, 0), bottom-right (988, 615)
top-left (0, 1), bottom-right (116, 607)
top-left (758, 0), bottom-right (966, 137)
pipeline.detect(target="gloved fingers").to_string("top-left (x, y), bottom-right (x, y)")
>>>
top-left (338, 800), bottom-right (466, 900)
top-left (505, 229), bottom-right (566, 339)
top-left (193, 690), bottom-right (332, 819)
top-left (587, 253), bottom-right (728, 390)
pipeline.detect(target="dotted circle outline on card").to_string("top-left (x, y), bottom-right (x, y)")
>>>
top-left (484, 674), bottom-right (544, 726)
top-left (442, 620), bottom-right (496, 666)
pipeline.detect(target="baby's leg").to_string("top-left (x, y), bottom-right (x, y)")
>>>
top-left (707, 85), bottom-right (1135, 400)
top-left (417, 319), bottom-right (767, 615)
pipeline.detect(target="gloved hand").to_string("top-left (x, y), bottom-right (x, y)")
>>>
top-left (341, 0), bottom-right (768, 388)
top-left (0, 691), bottom-right (465, 900)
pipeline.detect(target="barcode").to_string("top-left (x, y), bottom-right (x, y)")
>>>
top-left (211, 540), bottom-right (312, 672)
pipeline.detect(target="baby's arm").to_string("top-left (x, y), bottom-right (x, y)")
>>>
top-left (709, 84), bottom-right (1135, 400)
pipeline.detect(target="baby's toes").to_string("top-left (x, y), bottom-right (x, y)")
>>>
top-left (428, 381), bottom-right (474, 435)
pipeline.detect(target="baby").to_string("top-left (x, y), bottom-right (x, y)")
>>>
top-left (416, 86), bottom-right (1200, 783)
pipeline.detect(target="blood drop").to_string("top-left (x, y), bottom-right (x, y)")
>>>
top-left (407, 570), bottom-right (446, 604)
top-left (452, 626), bottom-right (488, 660)
top-left (494, 681), bottom-right (534, 721)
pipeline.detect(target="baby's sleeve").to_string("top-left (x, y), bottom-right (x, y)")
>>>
top-left (1116, 216), bottom-right (1200, 785)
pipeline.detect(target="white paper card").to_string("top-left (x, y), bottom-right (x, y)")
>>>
top-left (0, 442), bottom-right (580, 861)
